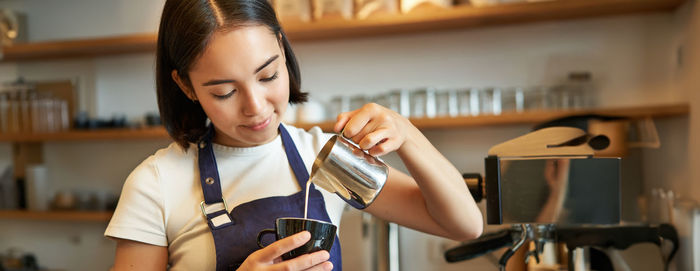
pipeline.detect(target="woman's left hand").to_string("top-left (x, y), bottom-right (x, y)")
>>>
top-left (333, 103), bottom-right (413, 156)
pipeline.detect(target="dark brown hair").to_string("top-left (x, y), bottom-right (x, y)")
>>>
top-left (156, 0), bottom-right (307, 149)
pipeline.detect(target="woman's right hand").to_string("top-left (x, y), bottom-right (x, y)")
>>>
top-left (238, 231), bottom-right (333, 271)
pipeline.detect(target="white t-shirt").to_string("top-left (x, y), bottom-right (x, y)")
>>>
top-left (104, 124), bottom-right (346, 270)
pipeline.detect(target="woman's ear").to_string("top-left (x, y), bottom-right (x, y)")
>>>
top-left (171, 70), bottom-right (198, 101)
top-left (277, 33), bottom-right (285, 56)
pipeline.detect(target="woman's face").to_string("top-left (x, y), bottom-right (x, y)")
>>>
top-left (181, 25), bottom-right (290, 147)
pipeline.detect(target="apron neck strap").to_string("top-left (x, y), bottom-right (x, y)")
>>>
top-left (279, 124), bottom-right (311, 189)
top-left (198, 125), bottom-right (224, 205)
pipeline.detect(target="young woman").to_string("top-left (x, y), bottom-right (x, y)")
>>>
top-left (105, 0), bottom-right (483, 270)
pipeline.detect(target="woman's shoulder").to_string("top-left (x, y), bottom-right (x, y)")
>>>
top-left (131, 142), bottom-right (196, 177)
top-left (154, 141), bottom-right (197, 159)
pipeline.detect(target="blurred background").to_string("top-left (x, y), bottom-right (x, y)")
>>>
top-left (0, 0), bottom-right (698, 270)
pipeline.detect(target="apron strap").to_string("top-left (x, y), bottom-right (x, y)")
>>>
top-left (279, 124), bottom-right (311, 189)
top-left (198, 125), bottom-right (225, 205)
top-left (198, 125), bottom-right (234, 230)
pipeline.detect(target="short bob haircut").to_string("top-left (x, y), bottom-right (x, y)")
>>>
top-left (156, 0), bottom-right (307, 149)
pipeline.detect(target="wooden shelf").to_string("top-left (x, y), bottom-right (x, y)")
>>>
top-left (0, 210), bottom-right (113, 222)
top-left (283, 0), bottom-right (686, 41)
top-left (0, 0), bottom-right (685, 62)
top-left (0, 104), bottom-right (688, 142)
top-left (299, 103), bottom-right (689, 131)
top-left (1, 33), bottom-right (155, 62)
top-left (0, 126), bottom-right (169, 142)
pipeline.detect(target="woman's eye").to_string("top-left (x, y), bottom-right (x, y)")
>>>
top-left (213, 90), bottom-right (235, 100)
top-left (260, 72), bottom-right (278, 82)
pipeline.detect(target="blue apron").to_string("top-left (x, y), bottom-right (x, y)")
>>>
top-left (197, 124), bottom-right (342, 270)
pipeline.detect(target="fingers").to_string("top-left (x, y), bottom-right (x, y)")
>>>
top-left (333, 103), bottom-right (409, 156)
top-left (339, 108), bottom-right (373, 139)
top-left (256, 231), bottom-right (311, 262)
top-left (363, 129), bottom-right (401, 156)
top-left (337, 104), bottom-right (385, 138)
top-left (333, 109), bottom-right (358, 133)
top-left (271, 250), bottom-right (332, 271)
top-left (351, 118), bottom-right (383, 147)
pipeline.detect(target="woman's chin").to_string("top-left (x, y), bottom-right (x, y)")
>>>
top-left (242, 130), bottom-right (279, 146)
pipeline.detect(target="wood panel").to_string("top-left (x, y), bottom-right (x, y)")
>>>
top-left (0, 0), bottom-right (685, 61)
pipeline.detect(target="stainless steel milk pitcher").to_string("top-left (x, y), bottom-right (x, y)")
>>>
top-left (310, 134), bottom-right (388, 209)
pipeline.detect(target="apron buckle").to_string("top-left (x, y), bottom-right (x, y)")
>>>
top-left (200, 198), bottom-right (230, 217)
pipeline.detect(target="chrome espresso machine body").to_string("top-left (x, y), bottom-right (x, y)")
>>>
top-left (446, 127), bottom-right (678, 271)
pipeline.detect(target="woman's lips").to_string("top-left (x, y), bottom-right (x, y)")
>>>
top-left (244, 117), bottom-right (271, 131)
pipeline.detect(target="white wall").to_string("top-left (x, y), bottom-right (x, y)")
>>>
top-left (0, 0), bottom-right (697, 270)
top-left (295, 14), bottom-right (687, 108)
top-left (6, 0), bottom-right (164, 42)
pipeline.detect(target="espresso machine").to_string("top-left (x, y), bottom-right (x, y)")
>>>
top-left (446, 125), bottom-right (679, 271)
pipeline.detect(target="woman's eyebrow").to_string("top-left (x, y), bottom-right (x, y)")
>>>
top-left (202, 79), bottom-right (235, 86)
top-left (255, 55), bottom-right (279, 74)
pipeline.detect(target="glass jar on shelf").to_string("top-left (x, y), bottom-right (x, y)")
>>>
top-left (372, 93), bottom-right (389, 109)
top-left (59, 99), bottom-right (69, 131)
top-left (458, 87), bottom-right (481, 116)
top-left (565, 71), bottom-right (594, 109)
top-left (410, 87), bottom-right (436, 118)
top-left (457, 88), bottom-right (470, 116)
top-left (523, 86), bottom-right (550, 112)
top-left (8, 91), bottom-right (20, 133)
top-left (479, 87), bottom-right (502, 115)
top-left (349, 94), bottom-right (368, 111)
top-left (19, 89), bottom-right (31, 132)
top-left (328, 95), bottom-right (350, 120)
top-left (44, 98), bottom-right (57, 132)
top-left (387, 89), bottom-right (410, 117)
top-left (548, 85), bottom-right (570, 110)
top-left (500, 87), bottom-right (524, 113)
top-left (30, 94), bottom-right (44, 133)
top-left (0, 92), bottom-right (8, 133)
top-left (435, 89), bottom-right (458, 117)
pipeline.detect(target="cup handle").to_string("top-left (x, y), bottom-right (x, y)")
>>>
top-left (257, 229), bottom-right (276, 248)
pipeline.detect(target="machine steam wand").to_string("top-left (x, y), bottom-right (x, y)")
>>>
top-left (498, 224), bottom-right (529, 271)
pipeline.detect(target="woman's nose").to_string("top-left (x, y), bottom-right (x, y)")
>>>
top-left (240, 87), bottom-right (264, 116)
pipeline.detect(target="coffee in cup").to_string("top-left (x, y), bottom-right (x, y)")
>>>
top-left (257, 217), bottom-right (337, 260)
